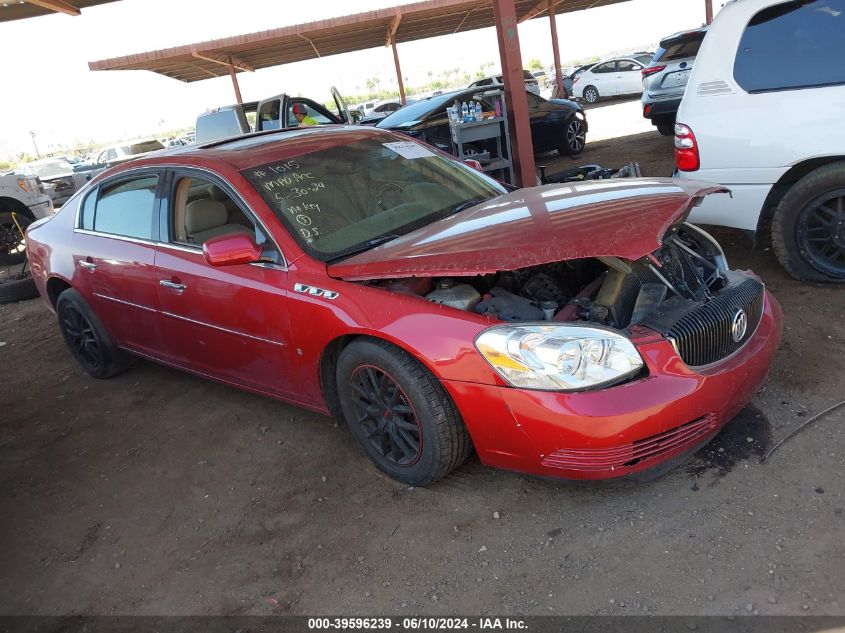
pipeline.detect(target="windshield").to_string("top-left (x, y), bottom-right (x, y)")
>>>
top-left (377, 93), bottom-right (455, 127)
top-left (243, 136), bottom-right (505, 262)
top-left (635, 54), bottom-right (654, 65)
top-left (22, 160), bottom-right (72, 179)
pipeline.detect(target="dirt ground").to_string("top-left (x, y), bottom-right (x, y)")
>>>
top-left (1, 112), bottom-right (844, 617)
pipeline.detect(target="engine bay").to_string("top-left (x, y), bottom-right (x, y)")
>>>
top-left (367, 223), bottom-right (737, 330)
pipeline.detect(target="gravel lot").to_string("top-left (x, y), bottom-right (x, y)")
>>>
top-left (1, 102), bottom-right (843, 616)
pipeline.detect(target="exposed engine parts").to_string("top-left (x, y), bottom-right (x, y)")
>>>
top-left (375, 223), bottom-right (733, 330)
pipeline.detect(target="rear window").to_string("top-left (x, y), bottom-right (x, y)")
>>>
top-left (654, 32), bottom-right (705, 62)
top-left (734, 0), bottom-right (845, 92)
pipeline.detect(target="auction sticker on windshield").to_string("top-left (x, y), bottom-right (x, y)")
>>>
top-left (382, 141), bottom-right (435, 160)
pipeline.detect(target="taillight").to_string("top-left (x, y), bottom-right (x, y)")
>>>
top-left (643, 104), bottom-right (653, 118)
top-left (641, 65), bottom-right (666, 78)
top-left (674, 123), bottom-right (700, 171)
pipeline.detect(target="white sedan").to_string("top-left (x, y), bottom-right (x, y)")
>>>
top-left (572, 55), bottom-right (653, 104)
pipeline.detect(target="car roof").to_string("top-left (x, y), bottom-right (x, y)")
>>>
top-left (102, 126), bottom-right (399, 175)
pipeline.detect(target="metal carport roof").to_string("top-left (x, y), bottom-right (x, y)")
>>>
top-left (88, 0), bottom-right (631, 82)
top-left (0, 0), bottom-right (118, 22)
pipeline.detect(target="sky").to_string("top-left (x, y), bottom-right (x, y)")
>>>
top-left (0, 0), bottom-right (713, 159)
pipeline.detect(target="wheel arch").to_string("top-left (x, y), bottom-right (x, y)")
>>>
top-left (317, 331), bottom-right (453, 421)
top-left (0, 196), bottom-right (33, 216)
top-left (756, 155), bottom-right (845, 234)
top-left (45, 276), bottom-right (73, 309)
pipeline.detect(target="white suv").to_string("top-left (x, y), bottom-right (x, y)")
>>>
top-left (675, 0), bottom-right (845, 282)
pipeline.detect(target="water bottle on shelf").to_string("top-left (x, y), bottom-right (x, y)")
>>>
top-left (461, 101), bottom-right (469, 123)
top-left (474, 101), bottom-right (482, 121)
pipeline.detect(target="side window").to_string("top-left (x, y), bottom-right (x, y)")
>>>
top-left (285, 101), bottom-right (333, 127)
top-left (93, 176), bottom-right (158, 240)
top-left (592, 62), bottom-right (616, 74)
top-left (80, 188), bottom-right (97, 230)
top-left (617, 60), bottom-right (640, 72)
top-left (171, 176), bottom-right (259, 247)
top-left (106, 148), bottom-right (118, 161)
top-left (734, 0), bottom-right (845, 92)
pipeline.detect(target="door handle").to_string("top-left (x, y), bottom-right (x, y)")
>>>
top-left (78, 260), bottom-right (97, 272)
top-left (159, 279), bottom-right (187, 292)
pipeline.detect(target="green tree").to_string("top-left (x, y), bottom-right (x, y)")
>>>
top-left (527, 58), bottom-right (543, 71)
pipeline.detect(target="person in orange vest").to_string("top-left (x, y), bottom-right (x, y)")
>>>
top-left (292, 103), bottom-right (318, 127)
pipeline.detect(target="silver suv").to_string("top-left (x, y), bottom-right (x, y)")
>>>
top-left (641, 26), bottom-right (707, 136)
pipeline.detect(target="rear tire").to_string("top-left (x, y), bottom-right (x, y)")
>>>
top-left (336, 339), bottom-right (471, 485)
top-left (582, 86), bottom-right (599, 104)
top-left (56, 288), bottom-right (133, 378)
top-left (656, 120), bottom-right (675, 136)
top-left (771, 162), bottom-right (845, 282)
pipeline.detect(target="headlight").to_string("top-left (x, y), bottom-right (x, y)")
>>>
top-left (474, 324), bottom-right (644, 391)
top-left (17, 177), bottom-right (39, 196)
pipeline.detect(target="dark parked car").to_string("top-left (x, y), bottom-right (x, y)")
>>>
top-left (27, 126), bottom-right (781, 486)
top-left (376, 88), bottom-right (588, 157)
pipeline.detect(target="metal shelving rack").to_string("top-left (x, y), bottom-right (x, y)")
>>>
top-left (448, 91), bottom-right (514, 186)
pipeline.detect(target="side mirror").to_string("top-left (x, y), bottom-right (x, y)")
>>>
top-left (203, 232), bottom-right (262, 267)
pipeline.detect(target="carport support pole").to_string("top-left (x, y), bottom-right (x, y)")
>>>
top-left (391, 39), bottom-right (407, 106)
top-left (228, 58), bottom-right (243, 106)
top-left (492, 0), bottom-right (537, 188)
top-left (548, 0), bottom-right (565, 98)
top-left (705, 0), bottom-right (713, 24)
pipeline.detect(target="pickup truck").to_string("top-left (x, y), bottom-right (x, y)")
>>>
top-left (196, 87), bottom-right (353, 144)
top-left (1, 173), bottom-right (54, 264)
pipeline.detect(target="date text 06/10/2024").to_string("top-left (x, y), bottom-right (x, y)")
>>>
top-left (307, 618), bottom-right (527, 630)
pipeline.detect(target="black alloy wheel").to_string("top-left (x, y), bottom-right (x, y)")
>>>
top-left (561, 118), bottom-right (586, 155)
top-left (349, 364), bottom-right (422, 466)
top-left (772, 162), bottom-right (845, 282)
top-left (336, 338), bottom-right (472, 485)
top-left (55, 288), bottom-right (132, 378)
top-left (796, 189), bottom-right (845, 278)
top-left (59, 301), bottom-right (104, 371)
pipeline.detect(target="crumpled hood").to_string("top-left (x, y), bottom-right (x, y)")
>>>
top-left (327, 178), bottom-right (728, 281)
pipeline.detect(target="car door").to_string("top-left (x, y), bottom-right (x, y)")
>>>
top-left (616, 59), bottom-right (645, 95)
top-left (72, 170), bottom-right (164, 357)
top-left (586, 62), bottom-right (618, 95)
top-left (153, 169), bottom-right (297, 398)
top-left (525, 94), bottom-right (556, 152)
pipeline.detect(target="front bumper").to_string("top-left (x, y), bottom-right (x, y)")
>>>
top-left (443, 290), bottom-right (782, 480)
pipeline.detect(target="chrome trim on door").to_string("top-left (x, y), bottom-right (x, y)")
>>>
top-left (160, 311), bottom-right (286, 347)
top-left (78, 261), bottom-right (98, 271)
top-left (93, 293), bottom-right (157, 313)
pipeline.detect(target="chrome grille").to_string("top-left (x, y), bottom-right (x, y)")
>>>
top-left (668, 279), bottom-right (765, 367)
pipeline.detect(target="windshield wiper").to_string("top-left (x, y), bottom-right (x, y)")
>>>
top-left (446, 195), bottom-right (491, 217)
top-left (326, 233), bottom-right (402, 263)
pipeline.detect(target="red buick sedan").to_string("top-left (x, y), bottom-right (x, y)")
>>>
top-left (26, 126), bottom-right (782, 485)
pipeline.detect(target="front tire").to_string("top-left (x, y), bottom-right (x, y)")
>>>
top-left (582, 86), bottom-right (599, 104)
top-left (558, 117), bottom-right (586, 156)
top-left (336, 339), bottom-right (471, 485)
top-left (56, 288), bottom-right (133, 378)
top-left (771, 163), bottom-right (845, 282)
